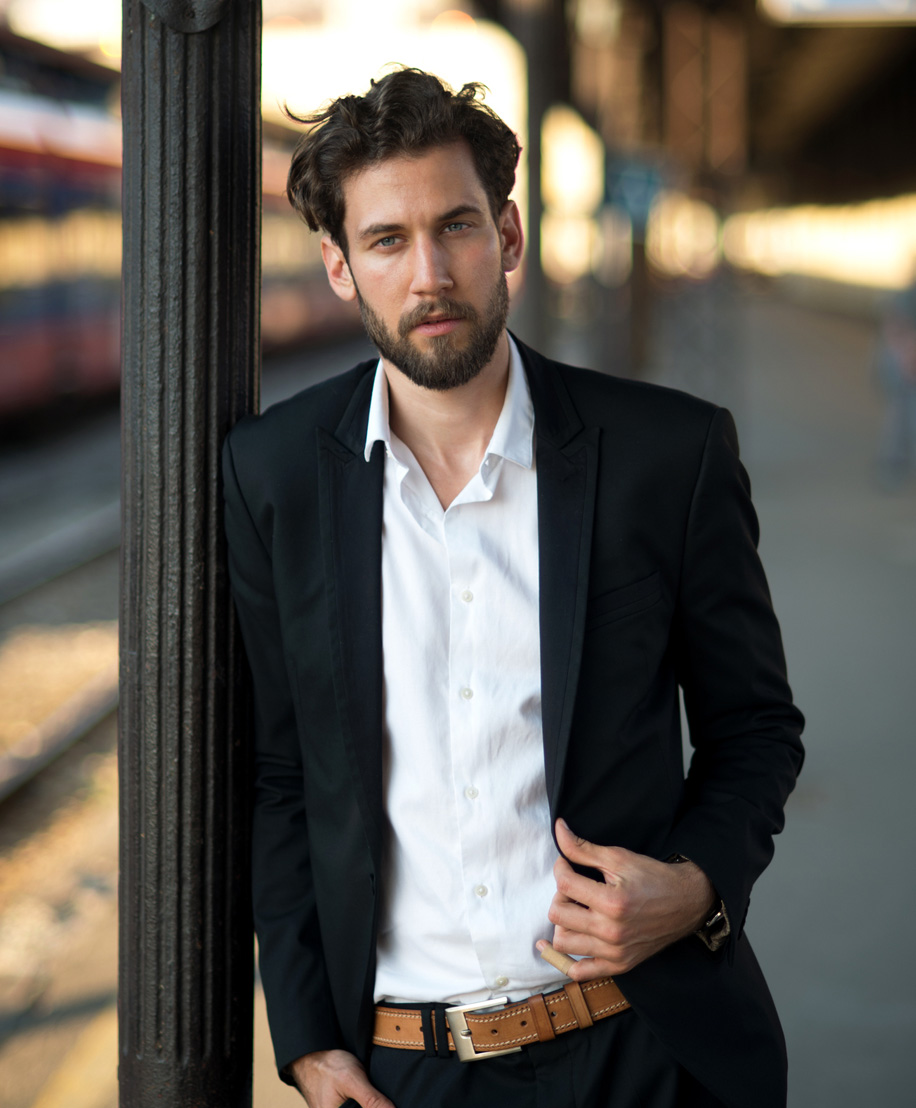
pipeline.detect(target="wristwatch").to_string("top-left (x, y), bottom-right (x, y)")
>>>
top-left (667, 853), bottom-right (731, 952)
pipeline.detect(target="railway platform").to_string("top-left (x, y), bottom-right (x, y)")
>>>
top-left (0, 292), bottom-right (913, 1107)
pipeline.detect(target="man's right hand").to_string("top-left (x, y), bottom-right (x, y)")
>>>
top-left (289, 1049), bottom-right (395, 1108)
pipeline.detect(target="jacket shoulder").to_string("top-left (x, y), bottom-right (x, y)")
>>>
top-left (224, 360), bottom-right (375, 473)
top-left (558, 362), bottom-right (720, 432)
top-left (515, 337), bottom-right (721, 445)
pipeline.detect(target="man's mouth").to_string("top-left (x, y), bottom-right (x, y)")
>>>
top-left (400, 300), bottom-right (475, 339)
top-left (411, 316), bottom-right (464, 337)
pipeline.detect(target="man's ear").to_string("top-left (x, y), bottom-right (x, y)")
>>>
top-left (321, 235), bottom-right (357, 302)
top-left (498, 200), bottom-right (524, 275)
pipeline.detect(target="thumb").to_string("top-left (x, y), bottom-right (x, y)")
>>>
top-left (345, 1071), bottom-right (396, 1108)
top-left (555, 817), bottom-right (617, 876)
top-left (555, 816), bottom-right (593, 857)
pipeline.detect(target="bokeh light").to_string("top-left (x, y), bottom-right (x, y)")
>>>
top-left (647, 192), bottom-right (721, 280)
top-left (723, 194), bottom-right (916, 289)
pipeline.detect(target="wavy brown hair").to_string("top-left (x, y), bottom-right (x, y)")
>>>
top-left (285, 67), bottom-right (521, 251)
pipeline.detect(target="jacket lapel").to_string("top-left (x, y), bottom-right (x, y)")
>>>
top-left (517, 340), bottom-right (600, 812)
top-left (317, 369), bottom-right (386, 859)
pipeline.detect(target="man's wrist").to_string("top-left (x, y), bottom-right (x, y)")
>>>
top-left (666, 853), bottom-right (731, 951)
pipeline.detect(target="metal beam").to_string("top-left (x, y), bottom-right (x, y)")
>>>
top-left (754, 27), bottom-right (915, 159)
top-left (499, 0), bottom-right (570, 351)
top-left (119, 1), bottom-right (261, 1103)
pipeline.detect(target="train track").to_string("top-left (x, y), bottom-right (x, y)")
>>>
top-left (0, 661), bottom-right (117, 805)
top-left (0, 498), bottom-right (119, 608)
top-left (0, 549), bottom-right (119, 806)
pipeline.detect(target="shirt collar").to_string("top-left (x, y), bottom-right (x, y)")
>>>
top-left (364, 356), bottom-right (392, 462)
top-left (363, 334), bottom-right (534, 469)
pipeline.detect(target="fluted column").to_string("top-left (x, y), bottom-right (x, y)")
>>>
top-left (119, 2), bottom-right (260, 1104)
top-left (500, 0), bottom-right (569, 353)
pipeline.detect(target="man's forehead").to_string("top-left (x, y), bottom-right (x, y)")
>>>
top-left (340, 142), bottom-right (488, 231)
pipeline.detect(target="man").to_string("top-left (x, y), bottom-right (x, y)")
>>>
top-left (223, 69), bottom-right (804, 1108)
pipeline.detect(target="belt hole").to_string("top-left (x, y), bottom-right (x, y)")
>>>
top-left (521, 1020), bottom-right (527, 1027)
top-left (550, 1011), bottom-right (556, 1017)
top-left (491, 1029), bottom-right (499, 1035)
top-left (395, 1025), bottom-right (400, 1031)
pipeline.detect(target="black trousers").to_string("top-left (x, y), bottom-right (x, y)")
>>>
top-left (363, 1006), bottom-right (728, 1108)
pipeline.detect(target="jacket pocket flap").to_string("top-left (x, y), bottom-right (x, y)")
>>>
top-left (587, 571), bottom-right (661, 629)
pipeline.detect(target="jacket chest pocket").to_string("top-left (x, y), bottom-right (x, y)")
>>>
top-left (586, 570), bottom-right (661, 632)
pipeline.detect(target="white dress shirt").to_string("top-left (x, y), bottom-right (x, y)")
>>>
top-left (364, 337), bottom-right (567, 1006)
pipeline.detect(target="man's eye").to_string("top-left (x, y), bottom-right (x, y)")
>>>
top-left (445, 222), bottom-right (469, 233)
top-left (375, 236), bottom-right (398, 248)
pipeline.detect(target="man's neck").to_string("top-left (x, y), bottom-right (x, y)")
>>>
top-left (383, 331), bottom-right (511, 510)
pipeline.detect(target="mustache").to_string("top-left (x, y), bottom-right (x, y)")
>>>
top-left (398, 298), bottom-right (478, 338)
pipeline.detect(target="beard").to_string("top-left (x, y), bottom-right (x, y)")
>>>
top-left (355, 268), bottom-right (510, 392)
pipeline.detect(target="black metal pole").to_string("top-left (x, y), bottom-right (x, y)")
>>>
top-left (119, 2), bottom-right (260, 1104)
top-left (500, 0), bottom-right (569, 354)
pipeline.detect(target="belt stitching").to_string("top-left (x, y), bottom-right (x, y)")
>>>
top-left (590, 1000), bottom-right (629, 1017)
top-left (465, 996), bottom-right (626, 1024)
top-left (374, 1034), bottom-right (426, 1047)
top-left (375, 984), bottom-right (628, 1051)
top-left (467, 1005), bottom-right (629, 1050)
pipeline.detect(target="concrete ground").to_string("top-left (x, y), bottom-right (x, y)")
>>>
top-left (3, 287), bottom-right (914, 1106)
top-left (650, 284), bottom-right (916, 1105)
top-left (715, 292), bottom-right (916, 1106)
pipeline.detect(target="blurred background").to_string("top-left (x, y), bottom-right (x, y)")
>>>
top-left (0, 1), bottom-right (914, 1105)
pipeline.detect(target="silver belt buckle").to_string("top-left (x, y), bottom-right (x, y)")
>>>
top-left (444, 996), bottom-right (524, 1062)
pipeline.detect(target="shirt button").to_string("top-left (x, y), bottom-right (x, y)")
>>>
top-left (494, 976), bottom-right (509, 989)
top-left (460, 687), bottom-right (474, 700)
top-left (464, 786), bottom-right (479, 800)
top-left (461, 589), bottom-right (474, 603)
top-left (475, 884), bottom-right (488, 898)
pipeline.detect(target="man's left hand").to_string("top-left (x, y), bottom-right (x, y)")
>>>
top-left (538, 818), bottom-right (717, 980)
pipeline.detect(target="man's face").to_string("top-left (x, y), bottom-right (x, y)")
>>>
top-left (321, 142), bottom-right (523, 391)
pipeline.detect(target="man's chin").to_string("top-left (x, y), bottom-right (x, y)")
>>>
top-left (405, 328), bottom-right (468, 354)
top-left (386, 347), bottom-right (486, 392)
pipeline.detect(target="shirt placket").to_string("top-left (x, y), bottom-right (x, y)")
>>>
top-left (445, 481), bottom-right (508, 995)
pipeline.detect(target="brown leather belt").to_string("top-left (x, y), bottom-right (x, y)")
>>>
top-left (373, 977), bottom-right (630, 1062)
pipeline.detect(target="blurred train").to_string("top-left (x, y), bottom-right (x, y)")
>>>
top-left (0, 27), bottom-right (358, 423)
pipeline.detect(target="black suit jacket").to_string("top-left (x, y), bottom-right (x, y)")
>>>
top-left (223, 338), bottom-right (804, 1108)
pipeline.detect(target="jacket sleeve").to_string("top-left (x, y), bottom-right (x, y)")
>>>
top-left (222, 428), bottom-right (344, 1078)
top-left (664, 407), bottom-right (804, 959)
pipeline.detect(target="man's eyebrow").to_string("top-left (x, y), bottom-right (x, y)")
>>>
top-left (355, 205), bottom-right (486, 242)
top-left (356, 222), bottom-right (403, 242)
top-left (437, 204), bottom-right (486, 223)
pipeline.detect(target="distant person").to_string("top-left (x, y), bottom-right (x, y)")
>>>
top-left (222, 68), bottom-right (804, 1108)
top-left (876, 282), bottom-right (916, 488)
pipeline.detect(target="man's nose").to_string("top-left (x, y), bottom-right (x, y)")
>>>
top-left (409, 237), bottom-right (453, 297)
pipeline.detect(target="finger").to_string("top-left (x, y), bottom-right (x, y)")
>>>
top-left (338, 1073), bottom-right (396, 1108)
top-left (548, 895), bottom-right (609, 939)
top-left (553, 853), bottom-right (609, 910)
top-left (552, 929), bottom-right (634, 977)
top-left (536, 940), bottom-right (576, 975)
top-left (342, 1071), bottom-right (396, 1108)
top-left (552, 923), bottom-right (618, 959)
top-left (564, 955), bottom-right (622, 982)
top-left (555, 819), bottom-right (623, 878)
